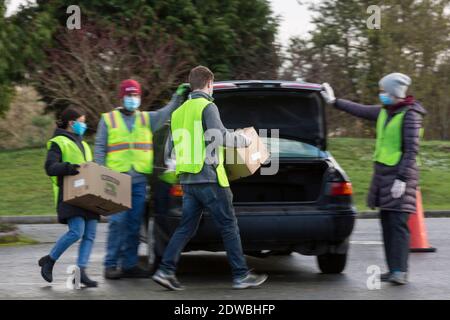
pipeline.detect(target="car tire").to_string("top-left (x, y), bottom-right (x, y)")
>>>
top-left (317, 253), bottom-right (347, 274)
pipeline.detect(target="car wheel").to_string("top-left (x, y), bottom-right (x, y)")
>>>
top-left (317, 253), bottom-right (347, 274)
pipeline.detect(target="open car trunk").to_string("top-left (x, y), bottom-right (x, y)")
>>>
top-left (230, 161), bottom-right (329, 203)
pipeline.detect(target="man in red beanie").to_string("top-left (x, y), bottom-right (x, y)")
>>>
top-left (95, 79), bottom-right (190, 280)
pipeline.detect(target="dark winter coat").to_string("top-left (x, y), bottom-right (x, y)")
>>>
top-left (334, 98), bottom-right (427, 213)
top-left (45, 128), bottom-right (100, 224)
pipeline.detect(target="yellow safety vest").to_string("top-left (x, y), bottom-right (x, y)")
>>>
top-left (374, 109), bottom-right (407, 166)
top-left (46, 135), bottom-right (92, 206)
top-left (102, 110), bottom-right (153, 174)
top-left (170, 97), bottom-right (229, 187)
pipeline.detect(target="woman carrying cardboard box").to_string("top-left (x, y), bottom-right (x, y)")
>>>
top-left (38, 107), bottom-right (99, 288)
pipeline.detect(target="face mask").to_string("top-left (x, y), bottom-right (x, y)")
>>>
top-left (379, 93), bottom-right (395, 106)
top-left (71, 121), bottom-right (87, 136)
top-left (123, 96), bottom-right (141, 111)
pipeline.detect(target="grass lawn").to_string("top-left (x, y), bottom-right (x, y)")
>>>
top-left (0, 138), bottom-right (449, 216)
top-left (328, 138), bottom-right (450, 211)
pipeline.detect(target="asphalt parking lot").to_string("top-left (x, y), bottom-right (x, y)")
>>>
top-left (1, 218), bottom-right (449, 300)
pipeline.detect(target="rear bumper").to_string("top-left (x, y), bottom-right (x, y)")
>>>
top-left (155, 207), bottom-right (356, 255)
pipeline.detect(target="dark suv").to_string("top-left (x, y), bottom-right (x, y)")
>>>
top-left (142, 80), bottom-right (356, 274)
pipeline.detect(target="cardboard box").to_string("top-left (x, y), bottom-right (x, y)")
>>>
top-left (63, 162), bottom-right (132, 216)
top-left (225, 127), bottom-right (270, 181)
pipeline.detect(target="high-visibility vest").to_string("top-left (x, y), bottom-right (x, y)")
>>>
top-left (102, 110), bottom-right (153, 174)
top-left (46, 135), bottom-right (93, 206)
top-left (374, 108), bottom-right (407, 166)
top-left (170, 97), bottom-right (230, 187)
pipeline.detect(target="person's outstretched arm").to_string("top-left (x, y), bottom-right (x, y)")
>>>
top-left (334, 99), bottom-right (381, 121)
top-left (149, 93), bottom-right (185, 133)
top-left (321, 82), bottom-right (381, 121)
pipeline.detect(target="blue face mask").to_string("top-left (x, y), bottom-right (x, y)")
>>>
top-left (379, 93), bottom-right (395, 106)
top-left (123, 96), bottom-right (141, 111)
top-left (71, 121), bottom-right (87, 136)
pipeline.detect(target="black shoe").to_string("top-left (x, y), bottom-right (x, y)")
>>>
top-left (104, 267), bottom-right (122, 280)
top-left (389, 271), bottom-right (408, 285)
top-left (232, 271), bottom-right (268, 289)
top-left (80, 268), bottom-right (98, 287)
top-left (121, 266), bottom-right (152, 278)
top-left (38, 255), bottom-right (55, 283)
top-left (380, 272), bottom-right (392, 282)
top-left (152, 269), bottom-right (184, 291)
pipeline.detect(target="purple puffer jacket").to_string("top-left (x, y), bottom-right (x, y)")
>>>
top-left (334, 98), bottom-right (427, 213)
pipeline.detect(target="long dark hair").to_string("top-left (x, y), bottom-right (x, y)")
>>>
top-left (56, 107), bottom-right (84, 129)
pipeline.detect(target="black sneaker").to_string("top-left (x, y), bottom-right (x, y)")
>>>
top-left (380, 272), bottom-right (392, 282)
top-left (121, 266), bottom-right (152, 278)
top-left (389, 271), bottom-right (408, 285)
top-left (232, 272), bottom-right (268, 289)
top-left (152, 269), bottom-right (184, 291)
top-left (104, 267), bottom-right (122, 280)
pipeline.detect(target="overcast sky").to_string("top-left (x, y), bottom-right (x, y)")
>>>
top-left (6, 0), bottom-right (313, 46)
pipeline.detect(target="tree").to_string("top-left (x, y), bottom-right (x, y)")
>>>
top-left (285, 0), bottom-right (450, 140)
top-left (33, 21), bottom-right (191, 127)
top-left (0, 0), bottom-right (54, 116)
top-left (7, 0), bottom-right (280, 125)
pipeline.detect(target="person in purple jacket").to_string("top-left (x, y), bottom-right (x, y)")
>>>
top-left (321, 73), bottom-right (426, 285)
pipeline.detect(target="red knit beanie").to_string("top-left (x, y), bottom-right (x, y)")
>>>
top-left (119, 79), bottom-right (142, 98)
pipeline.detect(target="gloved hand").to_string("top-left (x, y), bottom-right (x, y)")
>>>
top-left (176, 83), bottom-right (191, 98)
top-left (166, 158), bottom-right (176, 171)
top-left (66, 163), bottom-right (80, 176)
top-left (320, 82), bottom-right (336, 104)
top-left (391, 179), bottom-right (406, 199)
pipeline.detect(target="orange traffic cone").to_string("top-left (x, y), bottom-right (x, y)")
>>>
top-left (408, 188), bottom-right (436, 252)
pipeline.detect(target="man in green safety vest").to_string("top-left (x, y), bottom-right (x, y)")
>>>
top-left (321, 73), bottom-right (427, 285)
top-left (95, 79), bottom-right (189, 280)
top-left (152, 66), bottom-right (268, 290)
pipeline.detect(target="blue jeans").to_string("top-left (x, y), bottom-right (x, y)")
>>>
top-left (104, 181), bottom-right (147, 269)
top-left (49, 216), bottom-right (97, 268)
top-left (159, 183), bottom-right (249, 280)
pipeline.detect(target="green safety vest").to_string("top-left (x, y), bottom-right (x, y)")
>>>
top-left (102, 110), bottom-right (153, 174)
top-left (46, 135), bottom-right (93, 206)
top-left (374, 108), bottom-right (407, 166)
top-left (170, 97), bottom-right (230, 187)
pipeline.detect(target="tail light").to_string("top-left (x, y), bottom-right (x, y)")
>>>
top-left (170, 184), bottom-right (184, 197)
top-left (329, 182), bottom-right (353, 196)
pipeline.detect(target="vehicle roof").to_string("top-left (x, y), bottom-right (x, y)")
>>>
top-left (213, 80), bottom-right (323, 91)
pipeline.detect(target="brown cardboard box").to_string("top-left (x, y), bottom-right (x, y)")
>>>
top-left (63, 162), bottom-right (132, 216)
top-left (225, 127), bottom-right (270, 181)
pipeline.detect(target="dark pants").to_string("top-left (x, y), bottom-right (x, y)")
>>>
top-left (159, 183), bottom-right (249, 280)
top-left (380, 210), bottom-right (410, 272)
top-left (104, 181), bottom-right (148, 269)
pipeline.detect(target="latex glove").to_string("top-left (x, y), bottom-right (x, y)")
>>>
top-left (391, 179), bottom-right (406, 199)
top-left (176, 83), bottom-right (191, 97)
top-left (166, 158), bottom-right (176, 171)
top-left (238, 133), bottom-right (252, 147)
top-left (320, 82), bottom-right (336, 104)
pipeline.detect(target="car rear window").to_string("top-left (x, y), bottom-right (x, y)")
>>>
top-left (262, 138), bottom-right (326, 158)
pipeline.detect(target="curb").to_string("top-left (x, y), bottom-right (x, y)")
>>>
top-left (0, 216), bottom-right (108, 224)
top-left (1, 211), bottom-right (450, 224)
